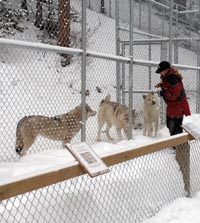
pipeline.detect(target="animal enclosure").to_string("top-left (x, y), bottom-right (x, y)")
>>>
top-left (1, 134), bottom-right (200, 223)
top-left (1, 0), bottom-right (200, 222)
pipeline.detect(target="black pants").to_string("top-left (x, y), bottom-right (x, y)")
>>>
top-left (166, 117), bottom-right (183, 136)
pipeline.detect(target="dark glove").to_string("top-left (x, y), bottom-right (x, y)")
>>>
top-left (157, 89), bottom-right (165, 97)
top-left (159, 89), bottom-right (165, 97)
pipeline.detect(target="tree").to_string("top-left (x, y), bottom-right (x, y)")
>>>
top-left (100, 0), bottom-right (105, 14)
top-left (57, 0), bottom-right (71, 66)
top-left (21, 0), bottom-right (28, 11)
top-left (34, 0), bottom-right (44, 29)
top-left (174, 0), bottom-right (187, 8)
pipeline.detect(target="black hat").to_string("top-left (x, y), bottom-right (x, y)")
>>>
top-left (155, 61), bottom-right (171, 73)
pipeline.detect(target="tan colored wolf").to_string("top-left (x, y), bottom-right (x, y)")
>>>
top-left (16, 104), bottom-right (96, 156)
top-left (96, 95), bottom-right (138, 141)
top-left (143, 92), bottom-right (160, 137)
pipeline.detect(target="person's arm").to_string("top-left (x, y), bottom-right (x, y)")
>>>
top-left (164, 81), bottom-right (184, 101)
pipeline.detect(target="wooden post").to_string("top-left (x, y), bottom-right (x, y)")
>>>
top-left (175, 142), bottom-right (190, 197)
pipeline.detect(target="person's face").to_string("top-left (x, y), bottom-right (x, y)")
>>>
top-left (160, 69), bottom-right (169, 76)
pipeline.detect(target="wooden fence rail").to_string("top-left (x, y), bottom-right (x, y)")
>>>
top-left (0, 133), bottom-right (194, 201)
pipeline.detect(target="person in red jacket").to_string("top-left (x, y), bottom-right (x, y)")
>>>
top-left (155, 61), bottom-right (191, 136)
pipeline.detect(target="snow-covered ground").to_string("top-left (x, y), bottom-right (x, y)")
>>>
top-left (143, 192), bottom-right (200, 223)
top-left (1, 1), bottom-right (200, 223)
top-left (0, 125), bottom-right (170, 186)
top-left (0, 6), bottom-right (197, 162)
top-left (0, 113), bottom-right (199, 186)
top-left (0, 114), bottom-right (200, 223)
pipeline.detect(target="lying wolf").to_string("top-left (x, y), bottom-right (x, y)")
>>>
top-left (143, 92), bottom-right (160, 137)
top-left (16, 104), bottom-right (96, 156)
top-left (96, 95), bottom-right (138, 141)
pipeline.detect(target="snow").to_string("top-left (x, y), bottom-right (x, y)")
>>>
top-left (0, 114), bottom-right (200, 223)
top-left (143, 193), bottom-right (200, 223)
top-left (0, 38), bottom-right (83, 55)
top-left (0, 114), bottom-right (198, 187)
top-left (1, 1), bottom-right (200, 222)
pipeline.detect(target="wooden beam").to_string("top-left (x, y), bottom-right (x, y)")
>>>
top-left (0, 164), bottom-right (85, 201)
top-left (103, 133), bottom-right (192, 166)
top-left (0, 133), bottom-right (193, 201)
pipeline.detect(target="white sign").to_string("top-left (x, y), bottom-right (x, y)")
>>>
top-left (182, 123), bottom-right (200, 140)
top-left (66, 142), bottom-right (110, 177)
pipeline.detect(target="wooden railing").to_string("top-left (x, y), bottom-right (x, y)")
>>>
top-left (0, 133), bottom-right (194, 201)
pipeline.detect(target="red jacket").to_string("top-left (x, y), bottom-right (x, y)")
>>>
top-left (160, 68), bottom-right (191, 118)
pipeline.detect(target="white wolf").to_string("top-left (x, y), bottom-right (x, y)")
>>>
top-left (143, 92), bottom-right (160, 137)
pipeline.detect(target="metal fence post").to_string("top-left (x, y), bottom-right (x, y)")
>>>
top-left (139, 0), bottom-right (142, 29)
top-left (168, 0), bottom-right (173, 64)
top-left (148, 0), bottom-right (152, 90)
top-left (175, 5), bottom-right (178, 37)
top-left (160, 41), bottom-right (167, 125)
top-left (162, 0), bottom-right (166, 36)
top-left (174, 6), bottom-right (179, 64)
top-left (109, 0), bottom-right (111, 17)
top-left (128, 0), bottom-right (134, 139)
top-left (197, 3), bottom-right (200, 113)
top-left (88, 0), bottom-right (91, 9)
top-left (161, 41), bottom-right (168, 61)
top-left (121, 43), bottom-right (126, 105)
top-left (176, 142), bottom-right (190, 197)
top-left (115, 0), bottom-right (121, 103)
top-left (174, 40), bottom-right (179, 64)
top-left (197, 52), bottom-right (200, 113)
top-left (81, 0), bottom-right (87, 141)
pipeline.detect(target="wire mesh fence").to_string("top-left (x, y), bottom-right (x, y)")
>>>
top-left (0, 45), bottom-right (84, 162)
top-left (0, 1), bottom-right (199, 160)
top-left (1, 137), bottom-right (200, 223)
top-left (1, 0), bottom-right (200, 222)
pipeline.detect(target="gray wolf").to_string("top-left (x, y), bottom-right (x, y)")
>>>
top-left (96, 95), bottom-right (138, 141)
top-left (143, 92), bottom-right (160, 136)
top-left (16, 104), bottom-right (96, 156)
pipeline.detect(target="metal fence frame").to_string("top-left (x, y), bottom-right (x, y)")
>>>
top-left (114, 0), bottom-right (200, 121)
top-left (1, 37), bottom-right (200, 142)
top-left (0, 133), bottom-right (199, 223)
top-left (1, 0), bottom-right (200, 222)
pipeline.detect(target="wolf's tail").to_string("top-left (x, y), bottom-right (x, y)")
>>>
top-left (15, 117), bottom-right (26, 154)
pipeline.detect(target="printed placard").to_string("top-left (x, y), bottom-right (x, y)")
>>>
top-left (66, 142), bottom-right (110, 177)
top-left (182, 123), bottom-right (200, 140)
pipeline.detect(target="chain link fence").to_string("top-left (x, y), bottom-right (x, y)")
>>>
top-left (1, 0), bottom-right (200, 222)
top-left (1, 137), bottom-right (200, 223)
top-left (115, 0), bottom-right (200, 122)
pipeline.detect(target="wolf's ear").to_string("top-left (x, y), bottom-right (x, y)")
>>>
top-left (105, 94), bottom-right (111, 101)
top-left (143, 95), bottom-right (146, 99)
top-left (73, 105), bottom-right (82, 116)
top-left (132, 109), bottom-right (137, 117)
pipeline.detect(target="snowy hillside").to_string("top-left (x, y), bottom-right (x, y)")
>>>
top-left (0, 0), bottom-right (198, 162)
top-left (1, 2), bottom-right (200, 223)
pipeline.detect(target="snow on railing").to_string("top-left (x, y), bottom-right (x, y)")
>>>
top-left (0, 38), bottom-right (83, 55)
top-left (1, 38), bottom-right (200, 71)
top-left (0, 133), bottom-right (193, 201)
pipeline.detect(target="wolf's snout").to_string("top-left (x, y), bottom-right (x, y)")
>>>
top-left (16, 147), bottom-right (22, 155)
